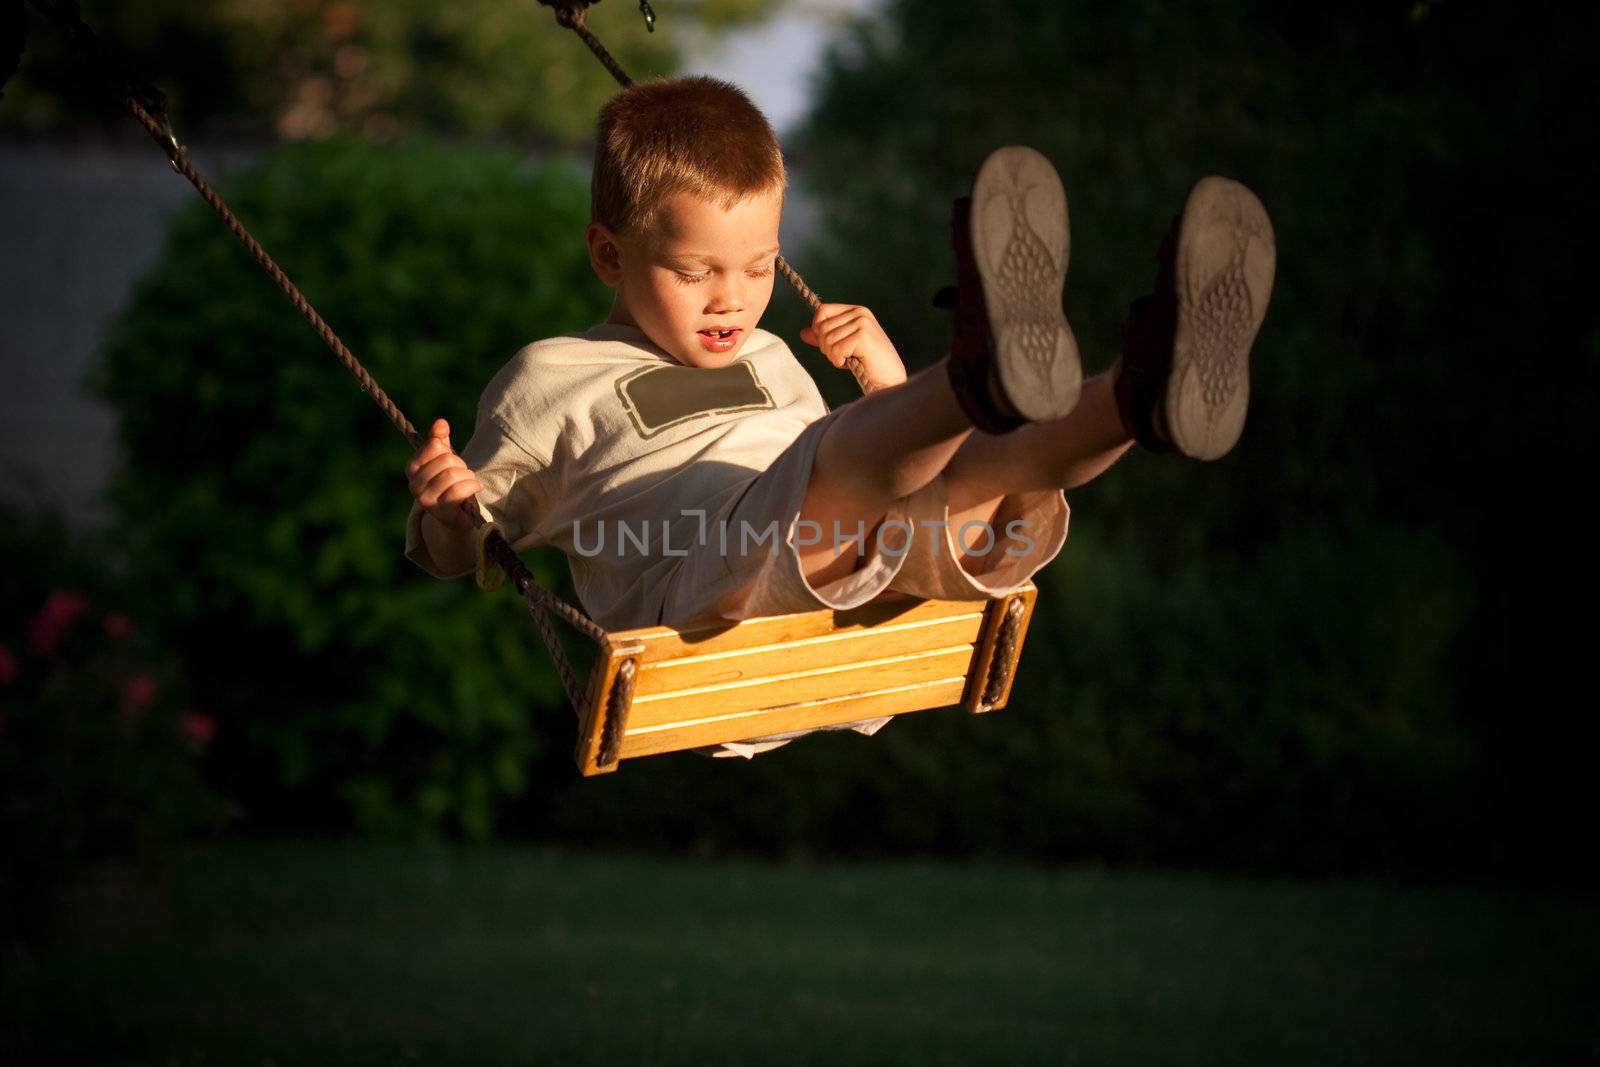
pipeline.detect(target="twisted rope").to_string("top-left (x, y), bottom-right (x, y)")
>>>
top-left (550, 2), bottom-right (636, 88)
top-left (126, 99), bottom-right (423, 448)
top-left (981, 597), bottom-right (1025, 709)
top-left (775, 255), bottom-right (820, 311)
top-left (596, 658), bottom-right (637, 767)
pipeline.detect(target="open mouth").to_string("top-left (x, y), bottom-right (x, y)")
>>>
top-left (697, 327), bottom-right (741, 353)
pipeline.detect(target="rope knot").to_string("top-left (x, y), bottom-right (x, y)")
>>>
top-left (550, 2), bottom-right (588, 30)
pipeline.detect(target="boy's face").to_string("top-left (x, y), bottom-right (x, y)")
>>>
top-left (589, 189), bottom-right (782, 369)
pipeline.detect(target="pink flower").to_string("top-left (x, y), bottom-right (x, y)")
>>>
top-left (122, 674), bottom-right (159, 710)
top-left (26, 590), bottom-right (89, 657)
top-left (102, 612), bottom-right (134, 640)
top-left (178, 711), bottom-right (217, 744)
top-left (0, 643), bottom-right (18, 687)
top-left (41, 590), bottom-right (89, 626)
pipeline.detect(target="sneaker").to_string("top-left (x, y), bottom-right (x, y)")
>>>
top-left (945, 146), bottom-right (1082, 433)
top-left (1115, 176), bottom-right (1276, 461)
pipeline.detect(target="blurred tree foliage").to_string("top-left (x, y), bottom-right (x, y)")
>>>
top-left (722, 0), bottom-right (1594, 875)
top-left (3, 0), bottom-right (771, 140)
top-left (90, 139), bottom-right (608, 838)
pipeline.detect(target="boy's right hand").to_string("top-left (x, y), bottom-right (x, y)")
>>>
top-left (406, 418), bottom-right (485, 531)
top-left (800, 303), bottom-right (907, 392)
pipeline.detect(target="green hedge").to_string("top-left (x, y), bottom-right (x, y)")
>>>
top-left (91, 138), bottom-right (608, 839)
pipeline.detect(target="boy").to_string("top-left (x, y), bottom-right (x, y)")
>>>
top-left (404, 76), bottom-right (1275, 754)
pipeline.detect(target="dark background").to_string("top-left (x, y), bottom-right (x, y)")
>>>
top-left (4, 0), bottom-right (1596, 875)
top-left (2, 2), bottom-right (1597, 1059)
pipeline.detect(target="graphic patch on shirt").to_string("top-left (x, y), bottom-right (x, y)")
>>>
top-left (614, 361), bottom-right (776, 439)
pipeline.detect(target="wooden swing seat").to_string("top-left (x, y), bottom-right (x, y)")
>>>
top-left (574, 583), bottom-right (1037, 775)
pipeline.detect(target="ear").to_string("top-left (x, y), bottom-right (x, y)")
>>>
top-left (586, 222), bottom-right (624, 287)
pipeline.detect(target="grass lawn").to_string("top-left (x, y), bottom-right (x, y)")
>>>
top-left (3, 843), bottom-right (1595, 1065)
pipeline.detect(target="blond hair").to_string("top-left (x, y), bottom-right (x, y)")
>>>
top-left (592, 75), bottom-right (787, 234)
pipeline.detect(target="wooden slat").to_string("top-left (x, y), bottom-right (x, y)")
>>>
top-left (617, 676), bottom-right (970, 758)
top-left (615, 593), bottom-right (980, 661)
top-left (629, 644), bottom-right (976, 727)
top-left (634, 611), bottom-right (984, 696)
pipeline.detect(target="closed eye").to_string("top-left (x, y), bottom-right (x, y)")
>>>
top-left (672, 269), bottom-right (710, 285)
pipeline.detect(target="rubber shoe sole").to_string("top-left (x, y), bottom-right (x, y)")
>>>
top-left (1165, 176), bottom-right (1276, 461)
top-left (970, 146), bottom-right (1081, 423)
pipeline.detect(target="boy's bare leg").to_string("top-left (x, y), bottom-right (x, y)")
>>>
top-left (799, 359), bottom-right (1132, 586)
top-left (942, 361), bottom-right (1132, 574)
top-left (798, 360), bottom-right (975, 586)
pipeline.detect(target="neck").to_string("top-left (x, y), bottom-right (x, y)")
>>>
top-left (605, 296), bottom-right (638, 328)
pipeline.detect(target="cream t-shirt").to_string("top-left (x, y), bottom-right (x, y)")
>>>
top-left (404, 322), bottom-right (829, 631)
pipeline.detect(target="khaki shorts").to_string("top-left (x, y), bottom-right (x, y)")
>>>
top-left (659, 409), bottom-right (1070, 757)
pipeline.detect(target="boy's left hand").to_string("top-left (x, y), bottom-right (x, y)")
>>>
top-left (800, 303), bottom-right (907, 392)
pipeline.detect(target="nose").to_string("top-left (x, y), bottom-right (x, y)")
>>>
top-left (705, 274), bottom-right (745, 315)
